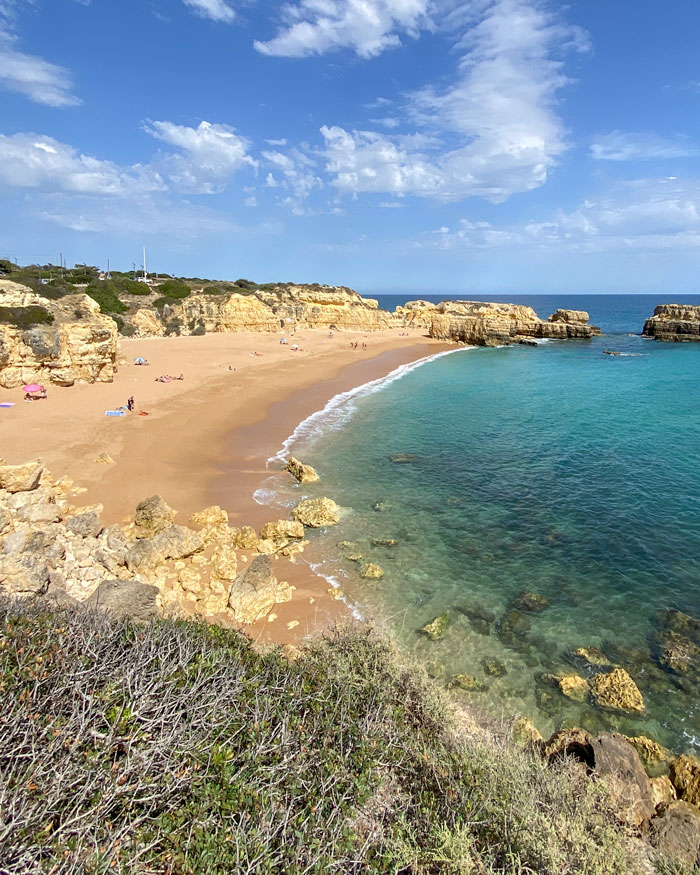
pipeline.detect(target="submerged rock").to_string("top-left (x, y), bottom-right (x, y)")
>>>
top-left (655, 629), bottom-right (700, 676)
top-left (626, 736), bottom-right (673, 772)
top-left (482, 659), bottom-right (507, 677)
top-left (448, 674), bottom-right (487, 692)
top-left (389, 453), bottom-right (419, 464)
top-left (360, 563), bottom-right (384, 580)
top-left (573, 646), bottom-right (614, 668)
top-left (372, 538), bottom-right (398, 547)
top-left (286, 456), bottom-right (319, 484)
top-left (419, 613), bottom-right (450, 641)
top-left (372, 499), bottom-right (390, 512)
top-left (511, 591), bottom-right (549, 613)
top-left (292, 497), bottom-right (341, 528)
top-left (590, 668), bottom-right (645, 713)
top-left (512, 717), bottom-right (543, 746)
top-left (498, 609), bottom-right (531, 645)
top-left (555, 673), bottom-right (590, 703)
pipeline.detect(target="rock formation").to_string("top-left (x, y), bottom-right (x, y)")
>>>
top-left (590, 668), bottom-right (645, 712)
top-left (404, 300), bottom-right (600, 346)
top-left (286, 457), bottom-right (319, 484)
top-left (643, 304), bottom-right (700, 342)
top-left (0, 458), bottom-right (326, 627)
top-left (130, 284), bottom-right (392, 337)
top-left (0, 280), bottom-right (119, 387)
top-left (292, 497), bottom-right (340, 527)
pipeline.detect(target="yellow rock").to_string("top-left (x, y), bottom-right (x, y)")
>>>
top-left (590, 668), bottom-right (644, 713)
top-left (360, 563), bottom-right (384, 580)
top-left (286, 457), bottom-right (319, 484)
top-left (293, 497), bottom-right (341, 527)
top-left (556, 674), bottom-right (590, 703)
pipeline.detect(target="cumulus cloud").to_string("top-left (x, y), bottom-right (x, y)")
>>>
top-left (320, 0), bottom-right (586, 203)
top-left (0, 133), bottom-right (161, 194)
top-left (182, 0), bottom-right (235, 23)
top-left (590, 131), bottom-right (697, 161)
top-left (0, 3), bottom-right (80, 106)
top-left (254, 0), bottom-right (431, 59)
top-left (144, 120), bottom-right (257, 193)
top-left (419, 177), bottom-right (700, 252)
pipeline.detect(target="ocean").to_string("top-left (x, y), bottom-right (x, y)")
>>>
top-left (260, 295), bottom-right (700, 753)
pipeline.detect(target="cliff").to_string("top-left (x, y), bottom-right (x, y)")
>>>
top-left (410, 300), bottom-right (601, 346)
top-left (0, 280), bottom-right (119, 387)
top-left (643, 304), bottom-right (700, 342)
top-left (131, 284), bottom-right (392, 337)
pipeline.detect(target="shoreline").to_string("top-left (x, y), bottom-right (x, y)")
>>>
top-left (0, 326), bottom-right (452, 643)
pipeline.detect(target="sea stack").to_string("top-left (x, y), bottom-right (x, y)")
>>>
top-left (643, 304), bottom-right (700, 341)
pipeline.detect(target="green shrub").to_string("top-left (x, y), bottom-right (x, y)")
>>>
top-left (191, 319), bottom-right (206, 336)
top-left (0, 305), bottom-right (54, 329)
top-left (164, 317), bottom-right (182, 336)
top-left (116, 277), bottom-right (151, 296)
top-left (84, 280), bottom-right (127, 314)
top-left (152, 296), bottom-right (179, 311)
top-left (0, 600), bottom-right (659, 875)
top-left (120, 322), bottom-right (136, 337)
top-left (157, 279), bottom-right (191, 299)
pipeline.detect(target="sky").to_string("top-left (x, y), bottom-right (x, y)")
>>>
top-left (1, 0), bottom-right (700, 294)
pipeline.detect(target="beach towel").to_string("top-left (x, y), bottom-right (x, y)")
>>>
top-left (105, 410), bottom-right (126, 416)
top-left (0, 402), bottom-right (15, 408)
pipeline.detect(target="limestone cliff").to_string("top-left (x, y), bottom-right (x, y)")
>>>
top-left (424, 300), bottom-right (600, 346)
top-left (643, 305), bottom-right (700, 342)
top-left (0, 280), bottom-right (119, 387)
top-left (135, 284), bottom-right (392, 336)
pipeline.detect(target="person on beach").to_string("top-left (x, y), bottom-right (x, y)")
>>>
top-left (127, 396), bottom-right (134, 411)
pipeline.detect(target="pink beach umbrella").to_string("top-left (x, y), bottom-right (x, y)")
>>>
top-left (22, 384), bottom-right (43, 393)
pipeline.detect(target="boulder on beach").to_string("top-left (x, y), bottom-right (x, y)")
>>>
top-left (0, 460), bottom-right (44, 493)
top-left (86, 579), bottom-right (160, 623)
top-left (134, 495), bottom-right (176, 537)
top-left (228, 555), bottom-right (293, 623)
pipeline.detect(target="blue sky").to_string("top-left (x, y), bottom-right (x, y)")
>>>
top-left (1, 0), bottom-right (700, 293)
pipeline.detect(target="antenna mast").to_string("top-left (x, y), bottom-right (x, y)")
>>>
top-left (143, 245), bottom-right (147, 280)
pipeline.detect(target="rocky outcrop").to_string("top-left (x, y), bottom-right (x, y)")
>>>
top-left (549, 309), bottom-right (591, 325)
top-left (424, 300), bottom-right (600, 347)
top-left (643, 304), bottom-right (700, 342)
top-left (0, 280), bottom-right (119, 387)
top-left (86, 579), bottom-right (160, 622)
top-left (227, 555), bottom-right (293, 623)
top-left (292, 497), bottom-right (340, 527)
top-left (286, 457), bottom-right (319, 484)
top-left (590, 668), bottom-right (645, 713)
top-left (133, 284), bottom-right (393, 336)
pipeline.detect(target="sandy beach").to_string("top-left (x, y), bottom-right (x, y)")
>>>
top-left (0, 325), bottom-right (449, 643)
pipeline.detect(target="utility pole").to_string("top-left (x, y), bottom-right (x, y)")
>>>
top-left (107, 258), bottom-right (111, 279)
top-left (59, 252), bottom-right (63, 278)
top-left (143, 244), bottom-right (147, 280)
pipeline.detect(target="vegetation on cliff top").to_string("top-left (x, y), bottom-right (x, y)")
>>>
top-left (0, 596), bottom-right (672, 875)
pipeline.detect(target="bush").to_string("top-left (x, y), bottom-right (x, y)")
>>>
top-left (0, 305), bottom-right (54, 329)
top-left (120, 322), bottom-right (136, 337)
top-left (191, 319), bottom-right (206, 336)
top-left (84, 280), bottom-right (127, 315)
top-left (152, 296), bottom-right (179, 311)
top-left (0, 600), bottom-right (658, 875)
top-left (116, 277), bottom-right (151, 296)
top-left (156, 279), bottom-right (191, 299)
top-left (40, 279), bottom-right (76, 300)
top-left (164, 317), bottom-right (181, 336)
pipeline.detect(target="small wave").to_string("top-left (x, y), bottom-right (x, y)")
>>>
top-left (269, 346), bottom-right (472, 464)
top-left (309, 561), bottom-right (364, 620)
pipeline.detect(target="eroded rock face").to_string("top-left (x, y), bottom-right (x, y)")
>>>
top-left (0, 280), bottom-right (119, 387)
top-left (227, 555), bottom-right (293, 623)
top-left (650, 801), bottom-right (700, 869)
top-left (134, 495), bottom-right (176, 537)
top-left (86, 579), bottom-right (160, 622)
top-left (0, 461), bottom-right (44, 493)
top-left (590, 733), bottom-right (656, 828)
top-left (549, 309), bottom-right (591, 324)
top-left (643, 304), bottom-right (700, 342)
top-left (590, 668), bottom-right (645, 712)
top-left (286, 457), bottom-right (319, 484)
top-left (292, 497), bottom-right (340, 528)
top-left (425, 300), bottom-right (600, 346)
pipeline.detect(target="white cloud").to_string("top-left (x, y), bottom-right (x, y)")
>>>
top-left (244, 195), bottom-right (257, 207)
top-left (0, 133), bottom-right (161, 194)
top-left (419, 177), bottom-right (700, 252)
top-left (182, 0), bottom-right (235, 23)
top-left (254, 0), bottom-right (431, 59)
top-left (591, 131), bottom-right (697, 161)
top-left (261, 147), bottom-right (321, 212)
top-left (144, 120), bottom-right (257, 193)
top-left (0, 5), bottom-right (79, 107)
top-left (320, 0), bottom-right (586, 203)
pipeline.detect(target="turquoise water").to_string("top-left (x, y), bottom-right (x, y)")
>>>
top-left (264, 296), bottom-right (700, 752)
